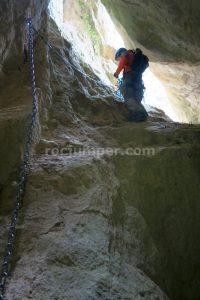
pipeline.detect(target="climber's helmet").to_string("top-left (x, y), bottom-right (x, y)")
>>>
top-left (115, 48), bottom-right (128, 61)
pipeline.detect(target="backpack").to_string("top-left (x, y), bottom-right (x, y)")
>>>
top-left (130, 48), bottom-right (149, 75)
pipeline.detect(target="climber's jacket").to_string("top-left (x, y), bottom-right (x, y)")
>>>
top-left (114, 49), bottom-right (149, 79)
top-left (115, 50), bottom-right (135, 77)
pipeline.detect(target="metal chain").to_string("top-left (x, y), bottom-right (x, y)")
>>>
top-left (0, 18), bottom-right (38, 300)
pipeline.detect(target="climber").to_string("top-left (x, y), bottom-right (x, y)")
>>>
top-left (114, 47), bottom-right (149, 122)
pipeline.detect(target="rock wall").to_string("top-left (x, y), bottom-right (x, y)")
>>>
top-left (0, 1), bottom-right (200, 300)
top-left (62, 0), bottom-right (123, 84)
top-left (0, 0), bottom-right (49, 72)
top-left (0, 0), bottom-right (51, 228)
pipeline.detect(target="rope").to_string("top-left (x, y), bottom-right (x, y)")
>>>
top-left (114, 78), bottom-right (124, 102)
top-left (33, 26), bottom-right (123, 103)
top-left (0, 18), bottom-right (38, 300)
top-left (32, 26), bottom-right (106, 86)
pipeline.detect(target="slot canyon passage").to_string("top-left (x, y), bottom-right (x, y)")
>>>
top-left (0, 0), bottom-right (200, 299)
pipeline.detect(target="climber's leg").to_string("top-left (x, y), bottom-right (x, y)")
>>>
top-left (121, 73), bottom-right (148, 122)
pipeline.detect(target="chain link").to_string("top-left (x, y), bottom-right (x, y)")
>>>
top-left (0, 18), bottom-right (38, 300)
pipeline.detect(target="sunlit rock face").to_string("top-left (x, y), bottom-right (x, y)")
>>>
top-left (102, 0), bottom-right (200, 123)
top-left (49, 0), bottom-right (179, 122)
top-left (61, 0), bottom-right (124, 84)
top-left (151, 62), bottom-right (200, 123)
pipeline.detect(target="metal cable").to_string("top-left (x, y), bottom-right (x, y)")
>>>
top-left (32, 26), bottom-right (106, 86)
top-left (0, 18), bottom-right (38, 300)
top-left (32, 26), bottom-right (121, 102)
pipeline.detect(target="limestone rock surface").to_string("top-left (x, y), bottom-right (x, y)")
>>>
top-left (0, 2), bottom-right (200, 300)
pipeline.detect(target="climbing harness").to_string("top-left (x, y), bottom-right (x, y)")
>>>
top-left (0, 18), bottom-right (38, 300)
